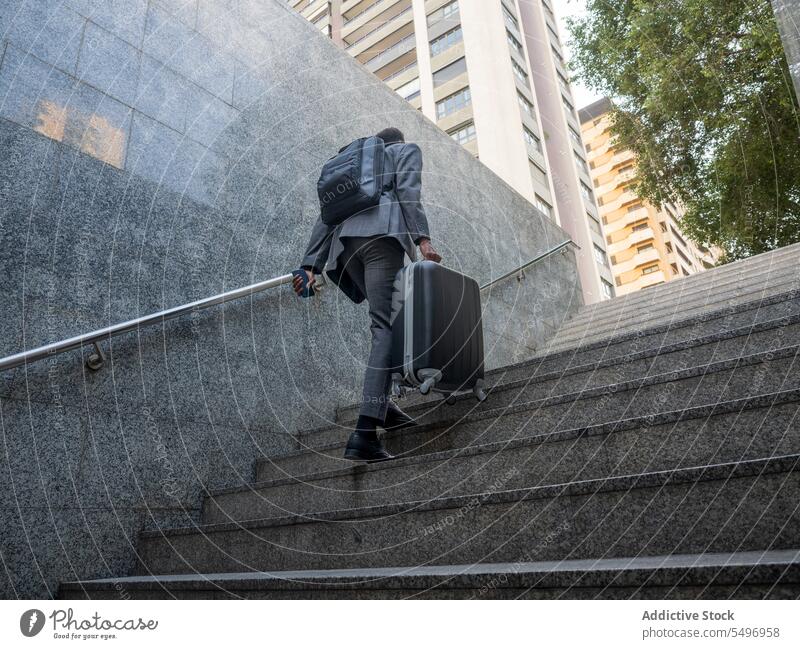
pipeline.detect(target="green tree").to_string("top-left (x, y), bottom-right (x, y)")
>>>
top-left (568, 0), bottom-right (800, 262)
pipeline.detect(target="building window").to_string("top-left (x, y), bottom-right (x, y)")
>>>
top-left (580, 181), bottom-right (593, 201)
top-left (568, 126), bottom-right (582, 146)
top-left (642, 264), bottom-right (659, 275)
top-left (562, 94), bottom-right (574, 114)
top-left (432, 57), bottom-right (467, 87)
top-left (436, 86), bottom-right (471, 119)
top-left (588, 214), bottom-right (602, 235)
top-left (665, 242), bottom-right (673, 253)
top-left (507, 31), bottom-right (523, 56)
top-left (396, 77), bottom-right (420, 100)
top-left (523, 126), bottom-right (542, 153)
top-left (601, 279), bottom-right (615, 299)
top-left (430, 26), bottom-right (463, 57)
top-left (551, 45), bottom-right (564, 65)
top-left (449, 121), bottom-right (476, 145)
top-left (534, 194), bottom-right (552, 218)
top-left (632, 222), bottom-right (649, 232)
top-left (529, 160), bottom-right (547, 186)
top-left (593, 244), bottom-right (609, 267)
top-left (627, 203), bottom-right (643, 213)
top-left (671, 226), bottom-right (688, 248)
top-left (556, 70), bottom-right (570, 94)
top-left (660, 221), bottom-right (668, 232)
top-left (511, 59), bottom-right (530, 86)
top-left (637, 243), bottom-right (654, 253)
top-left (502, 3), bottom-right (519, 30)
top-left (517, 92), bottom-right (534, 117)
top-left (574, 151), bottom-right (588, 173)
top-left (427, 0), bottom-right (459, 26)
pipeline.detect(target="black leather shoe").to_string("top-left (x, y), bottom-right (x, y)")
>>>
top-left (343, 431), bottom-right (394, 462)
top-left (382, 402), bottom-right (417, 430)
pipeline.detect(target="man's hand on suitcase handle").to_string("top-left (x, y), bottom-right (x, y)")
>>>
top-left (418, 239), bottom-right (442, 263)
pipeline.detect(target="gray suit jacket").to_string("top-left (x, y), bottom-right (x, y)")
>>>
top-left (301, 141), bottom-right (431, 303)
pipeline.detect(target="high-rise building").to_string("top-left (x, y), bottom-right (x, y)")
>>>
top-left (286, 0), bottom-right (614, 303)
top-left (580, 98), bottom-right (719, 295)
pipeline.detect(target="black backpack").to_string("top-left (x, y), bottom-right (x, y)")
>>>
top-left (317, 136), bottom-right (392, 226)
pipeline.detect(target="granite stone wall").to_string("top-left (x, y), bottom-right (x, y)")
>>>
top-left (0, 0), bottom-right (582, 597)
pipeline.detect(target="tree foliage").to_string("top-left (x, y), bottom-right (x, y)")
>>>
top-left (568, 0), bottom-right (800, 261)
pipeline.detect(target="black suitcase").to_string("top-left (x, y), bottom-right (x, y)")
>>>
top-left (390, 261), bottom-right (486, 402)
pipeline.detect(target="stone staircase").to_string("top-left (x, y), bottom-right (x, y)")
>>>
top-left (61, 245), bottom-right (800, 598)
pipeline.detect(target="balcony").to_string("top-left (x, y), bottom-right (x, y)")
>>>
top-left (617, 269), bottom-right (667, 294)
top-left (627, 227), bottom-right (655, 247)
top-left (342, 0), bottom-right (393, 22)
top-left (362, 31), bottom-right (416, 72)
top-left (344, 2), bottom-right (412, 49)
top-left (349, 9), bottom-right (414, 59)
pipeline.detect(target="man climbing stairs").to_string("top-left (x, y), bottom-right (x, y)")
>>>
top-left (61, 243), bottom-right (800, 599)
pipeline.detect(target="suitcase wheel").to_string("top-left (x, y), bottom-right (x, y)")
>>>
top-left (445, 394), bottom-right (457, 406)
top-left (417, 369), bottom-right (442, 396)
top-left (473, 379), bottom-right (487, 403)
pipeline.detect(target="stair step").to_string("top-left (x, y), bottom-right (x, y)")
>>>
top-left (206, 393), bottom-right (800, 523)
top-left (133, 455), bottom-right (800, 576)
top-left (569, 243), bottom-right (800, 321)
top-left (334, 311), bottom-right (800, 428)
top-left (273, 346), bottom-right (800, 480)
top-left (60, 549), bottom-right (800, 599)
top-left (552, 276), bottom-right (799, 348)
top-left (565, 261), bottom-right (799, 328)
top-left (334, 290), bottom-right (800, 423)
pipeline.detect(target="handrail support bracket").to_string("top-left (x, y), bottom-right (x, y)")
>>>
top-left (86, 342), bottom-right (106, 372)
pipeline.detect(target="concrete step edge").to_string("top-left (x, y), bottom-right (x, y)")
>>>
top-left (572, 252), bottom-right (800, 318)
top-left (473, 289), bottom-right (799, 386)
top-left (573, 245), bottom-right (800, 316)
top-left (532, 288), bottom-right (799, 362)
top-left (234, 388), bottom-right (800, 494)
top-left (301, 342), bottom-right (800, 447)
top-left (555, 278), bottom-right (800, 340)
top-left (332, 311), bottom-right (800, 427)
top-left (143, 454), bottom-right (800, 539)
top-left (334, 289), bottom-right (800, 420)
top-left (60, 549), bottom-right (800, 595)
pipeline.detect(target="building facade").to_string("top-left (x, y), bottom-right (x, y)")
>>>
top-left (771, 0), bottom-right (800, 101)
top-left (286, 0), bottom-right (614, 302)
top-left (580, 99), bottom-right (718, 295)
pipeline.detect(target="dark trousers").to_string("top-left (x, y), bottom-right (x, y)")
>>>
top-left (340, 236), bottom-right (406, 421)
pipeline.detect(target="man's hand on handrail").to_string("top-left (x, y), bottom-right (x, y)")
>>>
top-left (293, 269), bottom-right (316, 296)
top-left (418, 239), bottom-right (442, 263)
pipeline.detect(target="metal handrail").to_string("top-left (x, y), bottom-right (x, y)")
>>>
top-left (0, 240), bottom-right (576, 373)
top-left (0, 273), bottom-right (304, 373)
top-left (480, 239), bottom-right (577, 291)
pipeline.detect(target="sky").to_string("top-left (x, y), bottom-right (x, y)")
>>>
top-left (555, 0), bottom-right (603, 110)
